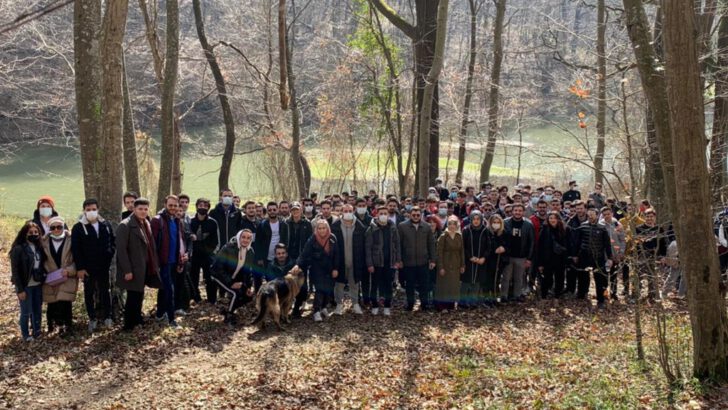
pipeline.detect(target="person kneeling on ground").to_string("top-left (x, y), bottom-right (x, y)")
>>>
top-left (211, 229), bottom-right (256, 325)
top-left (267, 243), bottom-right (294, 281)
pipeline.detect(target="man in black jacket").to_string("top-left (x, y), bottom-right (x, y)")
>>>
top-left (267, 243), bottom-right (294, 281)
top-left (562, 181), bottom-right (581, 203)
top-left (210, 189), bottom-right (242, 245)
top-left (285, 202), bottom-right (313, 317)
top-left (565, 200), bottom-right (588, 296)
top-left (573, 208), bottom-right (613, 308)
top-left (189, 198), bottom-right (220, 304)
top-left (72, 198), bottom-right (116, 332)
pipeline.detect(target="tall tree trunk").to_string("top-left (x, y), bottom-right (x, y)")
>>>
top-left (122, 52), bottom-right (140, 195)
top-left (278, 0), bottom-right (289, 110)
top-left (623, 0), bottom-right (678, 224)
top-left (711, 6), bottom-right (728, 205)
top-left (663, 0), bottom-right (728, 381)
top-left (479, 0), bottom-right (506, 183)
top-left (286, 1), bottom-right (307, 198)
top-left (192, 0), bottom-right (236, 193)
top-left (455, 0), bottom-right (478, 184)
top-left (156, 0), bottom-right (179, 210)
top-left (74, 0), bottom-right (103, 201)
top-left (99, 0), bottom-right (128, 222)
top-left (594, 0), bottom-right (607, 186)
top-left (416, 0), bottom-right (448, 195)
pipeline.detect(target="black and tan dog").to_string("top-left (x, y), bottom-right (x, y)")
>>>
top-left (250, 270), bottom-right (305, 330)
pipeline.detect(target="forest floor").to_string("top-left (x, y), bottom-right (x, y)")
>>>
top-left (1, 214), bottom-right (728, 409)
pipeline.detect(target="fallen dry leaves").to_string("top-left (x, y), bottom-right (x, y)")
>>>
top-left (1, 252), bottom-right (726, 409)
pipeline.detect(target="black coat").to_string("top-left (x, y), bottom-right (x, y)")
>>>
top-left (284, 217), bottom-right (313, 261)
top-left (331, 219), bottom-right (367, 283)
top-left (189, 215), bottom-right (220, 256)
top-left (32, 209), bottom-right (61, 235)
top-left (462, 225), bottom-right (490, 284)
top-left (210, 203), bottom-right (242, 245)
top-left (10, 242), bottom-right (46, 294)
top-left (267, 259), bottom-right (294, 281)
top-left (535, 225), bottom-right (570, 270)
top-left (255, 218), bottom-right (290, 264)
top-left (296, 235), bottom-right (339, 283)
top-left (71, 216), bottom-right (116, 272)
top-left (486, 230), bottom-right (509, 275)
top-left (211, 237), bottom-right (255, 289)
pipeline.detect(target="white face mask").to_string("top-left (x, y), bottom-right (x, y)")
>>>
top-left (39, 208), bottom-right (53, 218)
top-left (85, 211), bottom-right (99, 221)
top-left (378, 215), bottom-right (389, 224)
top-left (342, 212), bottom-right (355, 221)
top-left (50, 232), bottom-right (65, 240)
top-left (491, 223), bottom-right (501, 231)
top-left (222, 196), bottom-right (233, 206)
top-left (356, 207), bottom-right (367, 215)
top-left (304, 205), bottom-right (314, 213)
top-left (438, 208), bottom-right (448, 217)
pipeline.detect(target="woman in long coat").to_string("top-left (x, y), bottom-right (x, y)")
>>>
top-left (41, 217), bottom-right (77, 336)
top-left (461, 211), bottom-right (489, 308)
top-left (435, 216), bottom-right (464, 312)
top-left (485, 214), bottom-right (508, 305)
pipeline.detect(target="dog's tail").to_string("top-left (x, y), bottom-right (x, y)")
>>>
top-left (250, 287), bottom-right (275, 325)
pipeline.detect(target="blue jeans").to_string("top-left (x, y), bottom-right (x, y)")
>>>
top-left (156, 264), bottom-right (176, 322)
top-left (19, 285), bottom-right (42, 339)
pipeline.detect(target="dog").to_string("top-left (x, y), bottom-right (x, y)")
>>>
top-left (250, 269), bottom-right (305, 330)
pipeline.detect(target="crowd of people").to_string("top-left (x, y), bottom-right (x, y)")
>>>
top-left (9, 179), bottom-right (694, 341)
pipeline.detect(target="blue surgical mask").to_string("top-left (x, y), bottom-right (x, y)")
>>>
top-left (222, 196), bottom-right (233, 206)
top-left (405, 204), bottom-right (413, 211)
top-left (543, 195), bottom-right (553, 202)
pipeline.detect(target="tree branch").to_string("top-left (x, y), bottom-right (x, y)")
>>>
top-left (368, 0), bottom-right (417, 39)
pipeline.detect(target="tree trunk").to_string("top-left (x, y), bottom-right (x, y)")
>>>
top-left (156, 0), bottom-right (179, 210)
top-left (286, 2), bottom-right (307, 198)
top-left (122, 52), bottom-right (140, 195)
top-left (74, 0), bottom-right (103, 201)
top-left (623, 0), bottom-right (678, 224)
top-left (479, 0), bottom-right (506, 183)
top-left (192, 0), bottom-right (236, 193)
top-left (278, 0), bottom-right (289, 110)
top-left (99, 0), bottom-right (128, 222)
top-left (455, 0), bottom-right (478, 185)
top-left (416, 0), bottom-right (448, 195)
top-left (711, 6), bottom-right (728, 205)
top-left (663, 0), bottom-right (728, 381)
top-left (594, 0), bottom-right (606, 186)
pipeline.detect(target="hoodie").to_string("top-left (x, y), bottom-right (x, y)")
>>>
top-left (71, 214), bottom-right (116, 272)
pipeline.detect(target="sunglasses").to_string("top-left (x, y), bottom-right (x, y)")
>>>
top-left (50, 225), bottom-right (64, 231)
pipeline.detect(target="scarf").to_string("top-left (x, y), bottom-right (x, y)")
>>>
top-left (315, 230), bottom-right (331, 254)
top-left (139, 218), bottom-right (158, 275)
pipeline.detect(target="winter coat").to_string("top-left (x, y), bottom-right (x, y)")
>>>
top-left (331, 219), bottom-right (367, 283)
top-left (211, 235), bottom-right (256, 289)
top-left (574, 221), bottom-right (613, 264)
top-left (296, 235), bottom-right (340, 283)
top-left (255, 218), bottom-right (290, 264)
top-left (435, 232), bottom-right (464, 303)
top-left (600, 218), bottom-right (626, 259)
top-left (535, 225), bottom-right (570, 270)
top-left (635, 224), bottom-right (668, 261)
top-left (365, 220), bottom-right (401, 268)
top-left (41, 233), bottom-right (78, 303)
top-left (285, 217), bottom-right (313, 262)
top-left (210, 203), bottom-right (243, 244)
top-left (150, 210), bottom-right (185, 267)
top-left (267, 259), bottom-right (294, 281)
top-left (398, 219), bottom-right (436, 267)
top-left (503, 217), bottom-right (535, 260)
top-left (10, 242), bottom-right (46, 294)
top-left (486, 230), bottom-right (509, 277)
top-left (32, 208), bottom-right (61, 236)
top-left (190, 215), bottom-right (220, 256)
top-left (71, 215), bottom-right (115, 272)
top-left (462, 225), bottom-right (489, 284)
top-left (116, 215), bottom-right (159, 293)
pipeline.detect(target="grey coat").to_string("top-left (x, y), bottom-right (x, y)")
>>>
top-left (397, 219), bottom-right (436, 267)
top-left (116, 216), bottom-right (159, 293)
top-left (365, 220), bottom-right (401, 268)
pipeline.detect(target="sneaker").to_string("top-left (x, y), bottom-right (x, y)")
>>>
top-left (103, 318), bottom-right (114, 328)
top-left (175, 309), bottom-right (188, 317)
top-left (371, 307), bottom-right (379, 315)
top-left (156, 312), bottom-right (168, 322)
top-left (24, 336), bottom-right (34, 342)
top-left (383, 308), bottom-right (391, 316)
top-left (334, 305), bottom-right (344, 316)
top-left (353, 304), bottom-right (363, 315)
top-left (88, 320), bottom-right (97, 333)
top-left (313, 312), bottom-right (323, 322)
top-left (321, 308), bottom-right (331, 318)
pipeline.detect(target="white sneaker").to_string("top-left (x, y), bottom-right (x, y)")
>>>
top-left (383, 308), bottom-right (391, 316)
top-left (24, 336), bottom-right (34, 342)
top-left (334, 305), bottom-right (344, 315)
top-left (88, 320), bottom-right (97, 333)
top-left (313, 312), bottom-right (323, 322)
top-left (175, 309), bottom-right (188, 317)
top-left (103, 318), bottom-right (113, 328)
top-left (371, 307), bottom-right (379, 315)
top-left (321, 308), bottom-right (331, 318)
top-left (353, 304), bottom-right (363, 315)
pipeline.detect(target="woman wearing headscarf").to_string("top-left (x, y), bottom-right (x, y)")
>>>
top-left (291, 219), bottom-right (340, 322)
top-left (461, 210), bottom-right (489, 308)
top-left (435, 215), bottom-right (464, 312)
top-left (485, 214), bottom-right (508, 305)
top-left (41, 216), bottom-right (78, 336)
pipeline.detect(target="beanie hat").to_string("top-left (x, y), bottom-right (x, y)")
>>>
top-left (48, 216), bottom-right (65, 227)
top-left (37, 195), bottom-right (55, 209)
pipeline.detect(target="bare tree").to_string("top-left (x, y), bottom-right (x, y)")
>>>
top-left (663, 0), bottom-right (728, 381)
top-left (122, 52), bottom-right (140, 195)
top-left (455, 0), bottom-right (479, 184)
top-left (156, 0), bottom-right (179, 210)
top-left (711, 2), bottom-right (728, 205)
top-left (593, 0), bottom-right (606, 186)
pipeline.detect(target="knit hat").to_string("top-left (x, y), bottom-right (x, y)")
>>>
top-left (48, 216), bottom-right (65, 227)
top-left (37, 195), bottom-right (55, 209)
